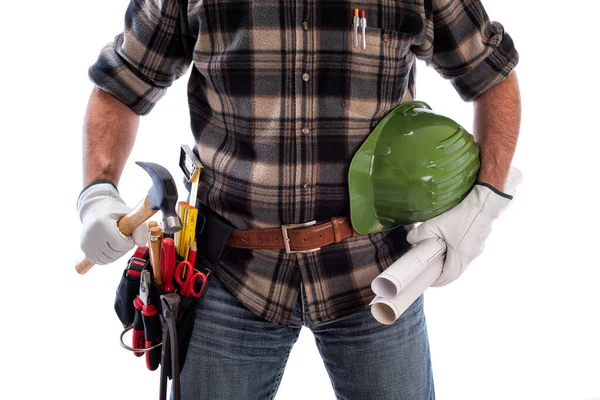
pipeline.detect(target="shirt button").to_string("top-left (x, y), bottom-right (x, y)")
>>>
top-left (302, 21), bottom-right (309, 30)
top-left (302, 73), bottom-right (310, 82)
top-left (302, 181), bottom-right (310, 188)
top-left (302, 127), bottom-right (310, 134)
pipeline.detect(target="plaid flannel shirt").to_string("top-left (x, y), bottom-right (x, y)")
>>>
top-left (89, 0), bottom-right (518, 326)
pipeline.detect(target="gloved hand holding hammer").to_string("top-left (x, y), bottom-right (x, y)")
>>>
top-left (76, 161), bottom-right (182, 273)
top-left (77, 181), bottom-right (148, 265)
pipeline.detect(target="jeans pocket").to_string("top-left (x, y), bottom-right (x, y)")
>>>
top-left (342, 25), bottom-right (413, 119)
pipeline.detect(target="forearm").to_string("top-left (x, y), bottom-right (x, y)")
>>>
top-left (82, 86), bottom-right (140, 186)
top-left (473, 71), bottom-right (521, 191)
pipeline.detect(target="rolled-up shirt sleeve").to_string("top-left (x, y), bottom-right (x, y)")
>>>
top-left (88, 0), bottom-right (193, 115)
top-left (413, 0), bottom-right (519, 101)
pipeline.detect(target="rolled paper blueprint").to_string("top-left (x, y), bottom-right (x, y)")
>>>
top-left (370, 256), bottom-right (444, 325)
top-left (371, 237), bottom-right (446, 298)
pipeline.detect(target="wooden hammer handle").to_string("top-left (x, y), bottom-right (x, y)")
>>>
top-left (75, 259), bottom-right (95, 275)
top-left (149, 227), bottom-right (163, 285)
top-left (75, 196), bottom-right (158, 275)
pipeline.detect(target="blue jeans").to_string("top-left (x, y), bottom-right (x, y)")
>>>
top-left (179, 274), bottom-right (434, 400)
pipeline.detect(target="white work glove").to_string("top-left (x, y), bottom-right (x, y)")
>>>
top-left (77, 182), bottom-right (147, 265)
top-left (407, 167), bottom-right (522, 287)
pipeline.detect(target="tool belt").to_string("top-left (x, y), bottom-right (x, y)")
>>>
top-left (114, 246), bottom-right (208, 400)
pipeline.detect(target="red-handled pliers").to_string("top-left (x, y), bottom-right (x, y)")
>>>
top-left (140, 270), bottom-right (161, 370)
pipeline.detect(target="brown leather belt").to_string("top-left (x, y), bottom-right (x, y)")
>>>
top-left (227, 217), bottom-right (358, 254)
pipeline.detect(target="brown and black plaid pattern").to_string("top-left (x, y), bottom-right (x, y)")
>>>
top-left (89, 0), bottom-right (518, 326)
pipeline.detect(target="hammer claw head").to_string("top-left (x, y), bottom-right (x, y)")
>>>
top-left (135, 161), bottom-right (182, 233)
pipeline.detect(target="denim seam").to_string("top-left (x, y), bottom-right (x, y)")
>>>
top-left (267, 329), bottom-right (301, 400)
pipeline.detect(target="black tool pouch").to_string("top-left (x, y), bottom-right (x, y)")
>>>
top-left (114, 269), bottom-right (142, 327)
top-left (114, 253), bottom-right (148, 327)
top-left (114, 248), bottom-right (207, 378)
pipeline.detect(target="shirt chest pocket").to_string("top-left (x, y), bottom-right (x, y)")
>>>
top-left (342, 25), bottom-right (414, 119)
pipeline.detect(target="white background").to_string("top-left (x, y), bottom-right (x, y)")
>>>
top-left (1, 0), bottom-right (599, 399)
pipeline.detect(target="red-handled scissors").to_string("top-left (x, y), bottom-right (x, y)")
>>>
top-left (174, 261), bottom-right (207, 298)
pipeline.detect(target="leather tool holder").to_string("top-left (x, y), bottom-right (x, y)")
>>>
top-left (114, 247), bottom-right (206, 380)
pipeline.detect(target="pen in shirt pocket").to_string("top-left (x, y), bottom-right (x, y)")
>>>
top-left (352, 9), bottom-right (367, 49)
top-left (360, 10), bottom-right (366, 49)
top-left (353, 8), bottom-right (359, 48)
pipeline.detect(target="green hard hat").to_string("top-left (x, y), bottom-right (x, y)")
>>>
top-left (348, 100), bottom-right (480, 234)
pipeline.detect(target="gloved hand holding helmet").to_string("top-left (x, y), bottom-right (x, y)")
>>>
top-left (348, 100), bottom-right (521, 286)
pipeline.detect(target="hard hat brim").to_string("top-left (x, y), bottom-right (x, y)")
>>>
top-left (348, 134), bottom-right (384, 234)
top-left (348, 109), bottom-right (398, 235)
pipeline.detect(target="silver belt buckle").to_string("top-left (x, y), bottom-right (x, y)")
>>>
top-left (280, 220), bottom-right (321, 254)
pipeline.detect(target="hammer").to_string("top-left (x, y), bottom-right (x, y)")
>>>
top-left (75, 161), bottom-right (182, 275)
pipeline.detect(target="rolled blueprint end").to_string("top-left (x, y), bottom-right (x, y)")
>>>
top-left (371, 237), bottom-right (446, 298)
top-left (370, 256), bottom-right (444, 325)
top-left (371, 277), bottom-right (401, 299)
top-left (370, 298), bottom-right (400, 325)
